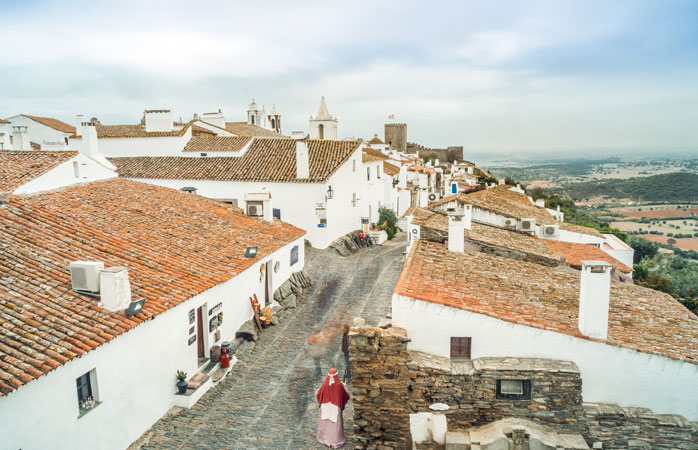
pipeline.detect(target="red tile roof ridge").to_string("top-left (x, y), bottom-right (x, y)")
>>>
top-left (22, 114), bottom-right (76, 134)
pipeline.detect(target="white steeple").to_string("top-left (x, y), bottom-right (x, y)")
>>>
top-left (309, 96), bottom-right (338, 140)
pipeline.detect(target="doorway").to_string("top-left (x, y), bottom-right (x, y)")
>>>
top-left (264, 261), bottom-right (273, 306)
top-left (196, 305), bottom-right (206, 364)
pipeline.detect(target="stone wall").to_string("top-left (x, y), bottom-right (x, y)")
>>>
top-left (350, 325), bottom-right (584, 449)
top-left (406, 142), bottom-right (463, 163)
top-left (350, 325), bottom-right (698, 450)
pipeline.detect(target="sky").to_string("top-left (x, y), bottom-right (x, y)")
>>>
top-left (1, 0), bottom-right (698, 156)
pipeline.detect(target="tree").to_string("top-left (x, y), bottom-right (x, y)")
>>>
top-left (628, 236), bottom-right (658, 263)
top-left (668, 238), bottom-right (677, 245)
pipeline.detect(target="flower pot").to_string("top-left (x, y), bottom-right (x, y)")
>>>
top-left (177, 379), bottom-right (188, 394)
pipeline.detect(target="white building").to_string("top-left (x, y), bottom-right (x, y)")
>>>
top-left (309, 96), bottom-right (338, 140)
top-left (1, 114), bottom-right (76, 150)
top-left (246, 100), bottom-right (281, 133)
top-left (392, 238), bottom-right (698, 421)
top-left (0, 166), bottom-right (306, 450)
top-left (109, 136), bottom-right (376, 249)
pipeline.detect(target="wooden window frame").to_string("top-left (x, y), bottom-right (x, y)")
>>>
top-left (450, 336), bottom-right (472, 360)
top-left (495, 379), bottom-right (532, 400)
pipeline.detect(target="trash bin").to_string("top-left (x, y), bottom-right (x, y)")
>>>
top-left (210, 345), bottom-right (221, 363)
top-left (221, 341), bottom-right (232, 358)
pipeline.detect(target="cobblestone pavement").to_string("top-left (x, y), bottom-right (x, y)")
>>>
top-left (135, 234), bottom-right (406, 450)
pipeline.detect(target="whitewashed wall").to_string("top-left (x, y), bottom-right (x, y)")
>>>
top-left (94, 128), bottom-right (191, 157)
top-left (392, 294), bottom-right (698, 420)
top-left (0, 236), bottom-right (304, 450)
top-left (4, 114), bottom-right (72, 149)
top-left (14, 154), bottom-right (117, 195)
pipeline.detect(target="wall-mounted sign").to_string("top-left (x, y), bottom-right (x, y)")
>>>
top-left (290, 245), bottom-right (299, 266)
top-left (214, 330), bottom-right (221, 342)
top-left (188, 335), bottom-right (196, 346)
top-left (208, 302), bottom-right (222, 316)
top-left (189, 309), bottom-right (195, 324)
top-left (317, 223), bottom-right (326, 228)
top-left (189, 326), bottom-right (195, 335)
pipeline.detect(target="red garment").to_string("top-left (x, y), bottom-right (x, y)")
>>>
top-left (316, 371), bottom-right (350, 410)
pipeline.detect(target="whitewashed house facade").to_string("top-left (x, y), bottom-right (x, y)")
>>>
top-left (1, 114), bottom-right (76, 150)
top-left (0, 166), bottom-right (306, 450)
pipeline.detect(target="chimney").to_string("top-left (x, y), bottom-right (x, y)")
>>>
top-left (462, 204), bottom-right (472, 230)
top-left (578, 260), bottom-right (612, 340)
top-left (76, 114), bottom-right (84, 131)
top-left (291, 131), bottom-right (306, 140)
top-left (12, 126), bottom-right (30, 150)
top-left (83, 121), bottom-right (99, 157)
top-left (447, 207), bottom-right (465, 253)
top-left (100, 266), bottom-right (131, 312)
top-left (262, 192), bottom-right (273, 222)
top-left (201, 109), bottom-right (226, 128)
top-left (398, 165), bottom-right (407, 189)
top-left (144, 109), bottom-right (173, 132)
top-left (295, 139), bottom-right (310, 178)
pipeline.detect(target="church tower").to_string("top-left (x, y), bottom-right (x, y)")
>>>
top-left (247, 99), bottom-right (266, 128)
top-left (309, 96), bottom-right (338, 140)
top-left (267, 105), bottom-right (281, 133)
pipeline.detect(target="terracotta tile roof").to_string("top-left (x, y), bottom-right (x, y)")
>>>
top-left (405, 207), bottom-right (558, 263)
top-left (0, 151), bottom-right (78, 194)
top-left (0, 178), bottom-right (305, 395)
top-left (224, 121), bottom-right (285, 137)
top-left (408, 164), bottom-right (436, 175)
top-left (367, 135), bottom-right (385, 145)
top-left (362, 147), bottom-right (388, 160)
top-left (182, 136), bottom-right (252, 152)
top-left (558, 222), bottom-right (604, 238)
top-left (191, 125), bottom-right (217, 137)
top-left (362, 153), bottom-right (385, 163)
top-left (0, 119), bottom-right (10, 124)
top-left (22, 115), bottom-right (76, 134)
top-left (110, 138), bottom-right (360, 184)
top-left (95, 123), bottom-right (191, 138)
top-left (396, 240), bottom-right (698, 364)
top-left (383, 161), bottom-right (400, 176)
top-left (541, 239), bottom-right (631, 273)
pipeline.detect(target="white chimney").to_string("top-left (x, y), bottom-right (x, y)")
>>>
top-left (144, 110), bottom-right (173, 132)
top-left (291, 131), bottom-right (305, 140)
top-left (76, 114), bottom-right (84, 131)
top-left (462, 204), bottom-right (472, 230)
top-left (100, 266), bottom-right (131, 312)
top-left (398, 165), bottom-right (407, 189)
top-left (12, 126), bottom-right (30, 150)
top-left (296, 139), bottom-right (310, 178)
top-left (84, 122), bottom-right (99, 157)
top-left (447, 208), bottom-right (465, 253)
top-left (201, 109), bottom-right (225, 128)
top-left (578, 260), bottom-right (612, 340)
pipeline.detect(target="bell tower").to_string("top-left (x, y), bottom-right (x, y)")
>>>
top-left (267, 105), bottom-right (281, 133)
top-left (309, 96), bottom-right (338, 140)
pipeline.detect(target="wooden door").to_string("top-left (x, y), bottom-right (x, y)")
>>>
top-left (196, 306), bottom-right (205, 358)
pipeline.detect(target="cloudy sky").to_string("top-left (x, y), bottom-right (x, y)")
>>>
top-left (2, 0), bottom-right (697, 155)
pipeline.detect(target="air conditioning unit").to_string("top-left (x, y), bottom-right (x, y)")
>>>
top-left (540, 224), bottom-right (560, 238)
top-left (518, 218), bottom-right (536, 232)
top-left (504, 219), bottom-right (514, 227)
top-left (70, 261), bottom-right (104, 293)
top-left (428, 193), bottom-right (437, 201)
top-left (246, 201), bottom-right (263, 217)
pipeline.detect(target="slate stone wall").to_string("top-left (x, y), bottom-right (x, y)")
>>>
top-left (349, 325), bottom-right (698, 450)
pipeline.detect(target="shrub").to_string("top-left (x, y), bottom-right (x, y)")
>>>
top-left (376, 206), bottom-right (399, 240)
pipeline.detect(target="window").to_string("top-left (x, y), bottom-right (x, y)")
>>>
top-left (377, 165), bottom-right (381, 179)
top-left (353, 159), bottom-right (356, 172)
top-left (251, 115), bottom-right (255, 125)
top-left (290, 245), bottom-right (299, 266)
top-left (352, 193), bottom-right (357, 207)
top-left (450, 337), bottom-right (471, 360)
top-left (367, 167), bottom-right (371, 181)
top-left (76, 369), bottom-right (100, 416)
top-left (73, 161), bottom-right (80, 178)
top-left (495, 379), bottom-right (531, 400)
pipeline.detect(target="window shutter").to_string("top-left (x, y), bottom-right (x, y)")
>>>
top-left (450, 337), bottom-right (471, 359)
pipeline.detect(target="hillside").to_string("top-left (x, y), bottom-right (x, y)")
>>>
top-left (556, 172), bottom-right (698, 202)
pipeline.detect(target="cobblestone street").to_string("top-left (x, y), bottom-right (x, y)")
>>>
top-left (135, 235), bottom-right (406, 450)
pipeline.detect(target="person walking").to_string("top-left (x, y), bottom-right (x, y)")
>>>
top-left (341, 324), bottom-right (351, 382)
top-left (316, 368), bottom-right (350, 448)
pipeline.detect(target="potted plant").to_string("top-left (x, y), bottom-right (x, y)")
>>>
top-left (176, 370), bottom-right (188, 394)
